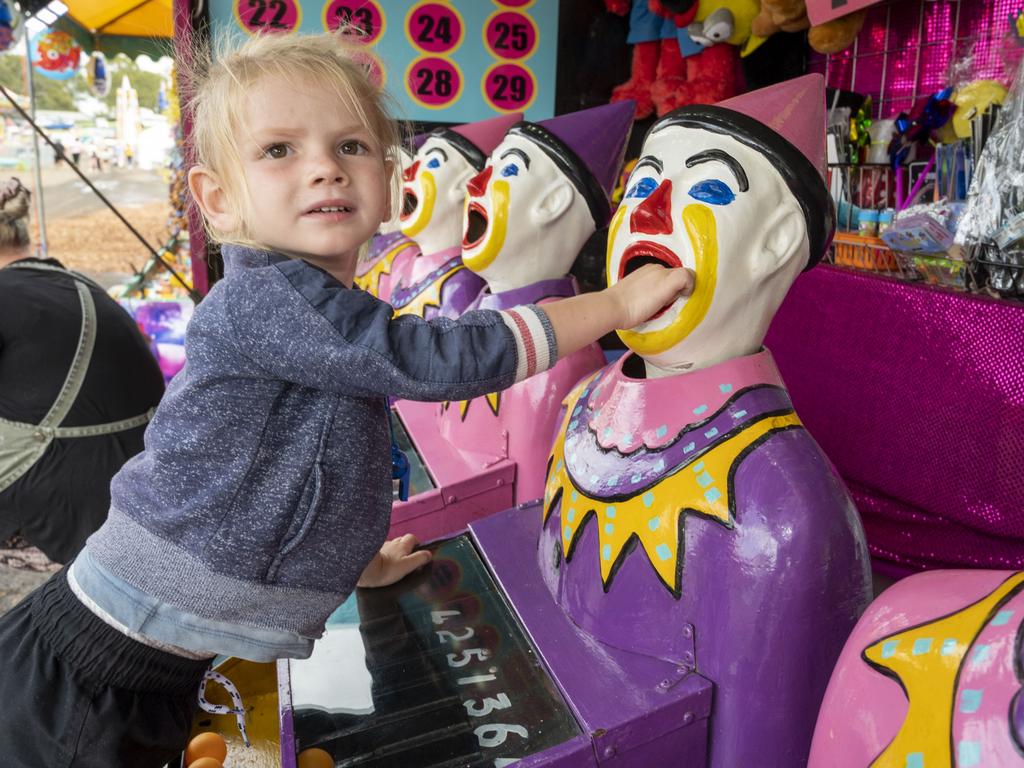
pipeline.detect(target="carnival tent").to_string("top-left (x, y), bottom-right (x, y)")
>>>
top-left (24, 0), bottom-right (172, 58)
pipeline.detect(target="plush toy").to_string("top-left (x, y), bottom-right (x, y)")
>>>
top-left (606, 0), bottom-right (740, 119)
top-left (751, 0), bottom-right (866, 55)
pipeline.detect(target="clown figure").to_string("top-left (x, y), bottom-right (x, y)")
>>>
top-left (354, 135), bottom-right (424, 298)
top-left (538, 75), bottom-right (871, 767)
top-left (423, 101), bottom-right (635, 506)
top-left (387, 113), bottom-right (521, 317)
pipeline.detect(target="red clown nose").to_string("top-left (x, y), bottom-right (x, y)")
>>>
top-left (467, 166), bottom-right (493, 198)
top-left (630, 180), bottom-right (674, 236)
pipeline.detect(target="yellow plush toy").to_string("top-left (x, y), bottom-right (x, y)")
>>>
top-left (687, 0), bottom-right (768, 57)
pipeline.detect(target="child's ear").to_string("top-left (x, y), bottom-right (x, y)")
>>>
top-left (188, 166), bottom-right (238, 234)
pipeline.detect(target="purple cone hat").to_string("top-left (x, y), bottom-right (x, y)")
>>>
top-left (430, 112), bottom-right (523, 171)
top-left (508, 101), bottom-right (636, 228)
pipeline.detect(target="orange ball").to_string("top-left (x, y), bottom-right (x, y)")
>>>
top-left (187, 758), bottom-right (223, 768)
top-left (185, 731), bottom-right (227, 764)
top-left (297, 747), bottom-right (334, 768)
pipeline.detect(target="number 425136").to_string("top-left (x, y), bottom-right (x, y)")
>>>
top-left (432, 608), bottom-right (528, 765)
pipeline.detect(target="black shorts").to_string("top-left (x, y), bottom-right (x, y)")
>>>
top-left (0, 567), bottom-right (211, 767)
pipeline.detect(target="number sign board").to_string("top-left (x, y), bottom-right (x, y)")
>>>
top-left (209, 0), bottom-right (558, 121)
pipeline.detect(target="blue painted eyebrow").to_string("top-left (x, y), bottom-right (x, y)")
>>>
top-left (685, 149), bottom-right (748, 192)
top-left (499, 148), bottom-right (531, 169)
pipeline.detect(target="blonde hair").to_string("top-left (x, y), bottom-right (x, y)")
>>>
top-left (186, 31), bottom-right (403, 247)
top-left (0, 178), bottom-right (31, 249)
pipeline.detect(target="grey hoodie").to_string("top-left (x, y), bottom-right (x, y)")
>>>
top-left (79, 245), bottom-right (556, 659)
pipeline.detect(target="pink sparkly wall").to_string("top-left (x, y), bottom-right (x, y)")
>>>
top-left (812, 0), bottom-right (1023, 119)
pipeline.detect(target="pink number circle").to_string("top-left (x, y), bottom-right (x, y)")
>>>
top-left (484, 11), bottom-right (537, 60)
top-left (234, 0), bottom-right (300, 34)
top-left (352, 48), bottom-right (386, 89)
top-left (324, 0), bottom-right (385, 44)
top-left (483, 62), bottom-right (536, 113)
top-left (407, 3), bottom-right (463, 55)
top-left (406, 57), bottom-right (462, 109)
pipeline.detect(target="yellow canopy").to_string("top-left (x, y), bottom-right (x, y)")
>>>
top-left (54, 0), bottom-right (173, 58)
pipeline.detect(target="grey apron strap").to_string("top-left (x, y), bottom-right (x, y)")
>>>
top-left (39, 278), bottom-right (97, 429)
top-left (6, 260), bottom-right (106, 292)
top-left (0, 262), bottom-right (153, 494)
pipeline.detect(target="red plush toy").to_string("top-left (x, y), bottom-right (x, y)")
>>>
top-left (606, 0), bottom-right (738, 119)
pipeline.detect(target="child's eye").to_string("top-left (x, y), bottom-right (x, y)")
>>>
top-left (500, 163), bottom-right (519, 177)
top-left (340, 140), bottom-right (369, 156)
top-left (264, 144), bottom-right (290, 159)
top-left (426, 157), bottom-right (441, 169)
top-left (687, 179), bottom-right (735, 205)
top-left (625, 176), bottom-right (658, 200)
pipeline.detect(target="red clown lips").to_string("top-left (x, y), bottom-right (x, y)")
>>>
top-left (463, 202), bottom-right (489, 249)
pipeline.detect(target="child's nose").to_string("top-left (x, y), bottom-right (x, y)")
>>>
top-left (311, 150), bottom-right (348, 184)
top-left (630, 180), bottom-right (674, 235)
top-left (402, 161), bottom-right (419, 183)
top-left (466, 166), bottom-right (492, 198)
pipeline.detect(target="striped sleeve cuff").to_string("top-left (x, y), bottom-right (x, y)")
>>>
top-left (499, 304), bottom-right (558, 383)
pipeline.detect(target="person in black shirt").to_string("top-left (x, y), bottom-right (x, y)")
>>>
top-left (0, 178), bottom-right (165, 563)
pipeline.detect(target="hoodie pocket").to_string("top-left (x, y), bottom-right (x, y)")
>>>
top-left (266, 460), bottom-right (324, 582)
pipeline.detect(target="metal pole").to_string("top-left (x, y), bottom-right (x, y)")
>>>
top-left (23, 18), bottom-right (47, 255)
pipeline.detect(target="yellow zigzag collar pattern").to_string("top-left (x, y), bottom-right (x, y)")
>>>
top-left (542, 378), bottom-right (801, 594)
top-left (353, 240), bottom-right (413, 294)
top-left (442, 392), bottom-right (501, 420)
top-left (862, 572), bottom-right (1024, 767)
top-left (392, 263), bottom-right (465, 318)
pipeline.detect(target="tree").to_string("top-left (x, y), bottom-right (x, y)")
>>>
top-left (102, 54), bottom-right (165, 112)
top-left (0, 52), bottom-right (169, 114)
top-left (0, 54), bottom-right (83, 111)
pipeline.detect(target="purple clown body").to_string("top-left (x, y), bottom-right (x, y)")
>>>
top-left (390, 276), bottom-right (605, 538)
top-left (387, 245), bottom-right (484, 320)
top-left (532, 350), bottom-right (871, 766)
top-left (354, 231), bottom-right (420, 299)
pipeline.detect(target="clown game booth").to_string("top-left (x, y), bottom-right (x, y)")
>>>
top-left (176, 1), bottom-right (1024, 767)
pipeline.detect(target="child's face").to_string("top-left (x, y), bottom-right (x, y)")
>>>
top-left (238, 74), bottom-right (390, 282)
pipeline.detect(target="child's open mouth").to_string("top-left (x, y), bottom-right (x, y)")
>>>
top-left (305, 204), bottom-right (354, 222)
top-left (619, 241), bottom-right (685, 320)
top-left (463, 202), bottom-right (488, 248)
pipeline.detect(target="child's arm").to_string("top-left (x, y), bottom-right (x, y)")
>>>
top-left (225, 262), bottom-right (693, 403)
top-left (357, 533), bottom-right (432, 588)
top-left (544, 264), bottom-right (694, 360)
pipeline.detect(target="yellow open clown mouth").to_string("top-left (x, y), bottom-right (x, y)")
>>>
top-left (400, 171), bottom-right (436, 238)
top-left (461, 179), bottom-right (509, 274)
top-left (611, 203), bottom-right (718, 356)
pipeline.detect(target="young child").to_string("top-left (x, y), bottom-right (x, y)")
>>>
top-left (0, 31), bottom-right (693, 767)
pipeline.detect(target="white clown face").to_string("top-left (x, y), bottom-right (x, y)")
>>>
top-left (400, 135), bottom-right (477, 255)
top-left (607, 124), bottom-right (808, 374)
top-left (379, 145), bottom-right (416, 235)
top-left (462, 133), bottom-right (594, 294)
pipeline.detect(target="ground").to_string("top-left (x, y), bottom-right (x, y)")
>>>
top-left (28, 161), bottom-right (174, 283)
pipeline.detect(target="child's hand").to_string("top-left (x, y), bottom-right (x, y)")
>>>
top-left (357, 534), bottom-right (432, 588)
top-left (608, 264), bottom-right (695, 330)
